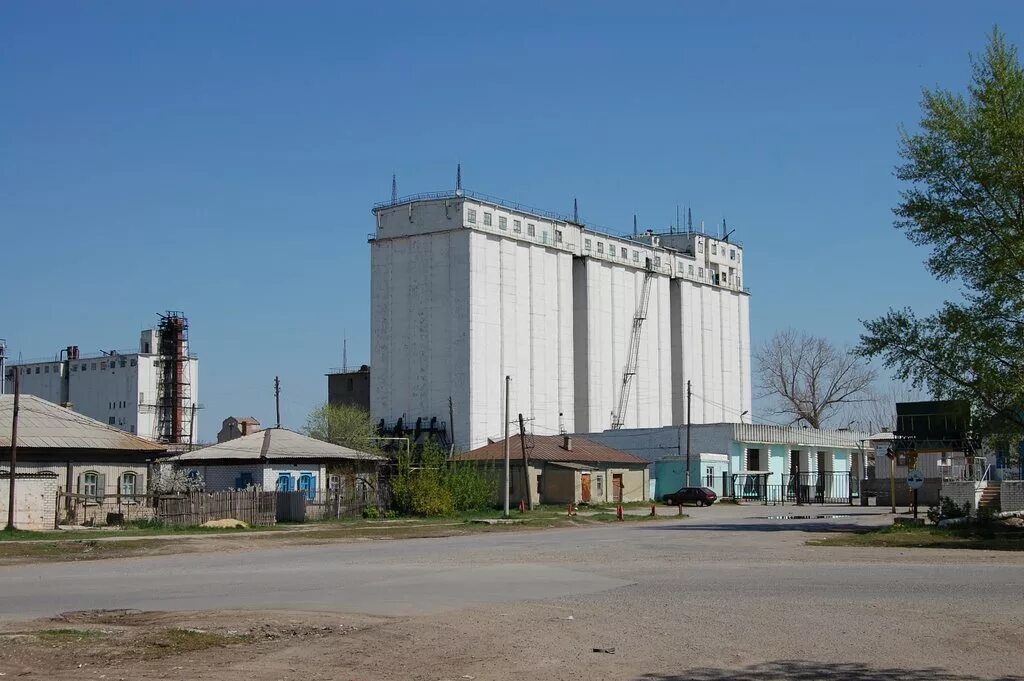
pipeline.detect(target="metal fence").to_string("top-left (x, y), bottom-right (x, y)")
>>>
top-left (724, 472), bottom-right (857, 505)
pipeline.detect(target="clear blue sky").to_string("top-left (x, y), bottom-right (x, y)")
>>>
top-left (2, 2), bottom-right (1020, 440)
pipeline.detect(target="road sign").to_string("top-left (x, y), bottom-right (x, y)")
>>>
top-left (906, 469), bottom-right (925, 490)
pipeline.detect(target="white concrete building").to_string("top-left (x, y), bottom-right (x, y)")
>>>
top-left (4, 324), bottom-right (199, 443)
top-left (370, 190), bottom-right (751, 451)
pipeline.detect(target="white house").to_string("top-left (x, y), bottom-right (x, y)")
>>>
top-left (163, 428), bottom-right (384, 501)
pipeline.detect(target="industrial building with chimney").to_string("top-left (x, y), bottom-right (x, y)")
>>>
top-left (3, 312), bottom-right (199, 445)
top-left (370, 185), bottom-right (751, 451)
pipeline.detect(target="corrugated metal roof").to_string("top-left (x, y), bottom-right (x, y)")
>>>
top-left (164, 428), bottom-right (385, 462)
top-left (0, 395), bottom-right (166, 452)
top-left (455, 435), bottom-right (648, 465)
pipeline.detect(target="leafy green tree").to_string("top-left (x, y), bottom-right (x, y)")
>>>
top-left (860, 29), bottom-right (1024, 435)
top-left (303, 403), bottom-right (381, 454)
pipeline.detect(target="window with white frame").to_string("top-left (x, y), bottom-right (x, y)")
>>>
top-left (688, 264), bottom-right (694, 275)
top-left (698, 241), bottom-right (704, 253)
top-left (121, 472), bottom-right (137, 497)
top-left (527, 223), bottom-right (535, 236)
top-left (730, 249), bottom-right (736, 260)
top-left (633, 250), bottom-right (639, 262)
top-left (711, 243), bottom-right (717, 255)
top-left (498, 216), bottom-right (507, 230)
top-left (483, 212), bottom-right (492, 226)
top-left (597, 242), bottom-right (604, 253)
top-left (513, 219), bottom-right (521, 233)
top-left (82, 471), bottom-right (100, 499)
top-left (698, 267), bottom-right (704, 277)
top-left (621, 247), bottom-right (627, 258)
top-left (555, 229), bottom-right (563, 243)
top-left (467, 208), bottom-right (477, 223)
top-left (654, 256), bottom-right (661, 267)
top-left (584, 238), bottom-right (592, 250)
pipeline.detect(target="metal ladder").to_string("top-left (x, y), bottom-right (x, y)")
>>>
top-left (611, 263), bottom-right (654, 429)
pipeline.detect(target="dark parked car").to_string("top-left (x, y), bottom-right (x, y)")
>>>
top-left (662, 486), bottom-right (718, 507)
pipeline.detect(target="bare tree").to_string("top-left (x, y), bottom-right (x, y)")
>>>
top-left (755, 330), bottom-right (876, 429)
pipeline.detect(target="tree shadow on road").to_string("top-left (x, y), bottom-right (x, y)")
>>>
top-left (637, 660), bottom-right (1022, 681)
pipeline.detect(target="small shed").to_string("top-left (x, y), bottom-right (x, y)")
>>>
top-left (455, 434), bottom-right (649, 505)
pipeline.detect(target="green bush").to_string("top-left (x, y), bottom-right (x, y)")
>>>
top-left (390, 442), bottom-right (496, 516)
top-left (927, 496), bottom-right (971, 523)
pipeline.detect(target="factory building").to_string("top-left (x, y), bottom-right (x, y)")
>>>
top-left (370, 189), bottom-right (751, 451)
top-left (3, 312), bottom-right (199, 444)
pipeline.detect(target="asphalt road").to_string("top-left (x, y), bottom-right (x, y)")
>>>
top-left (2, 505), bottom-right (1023, 680)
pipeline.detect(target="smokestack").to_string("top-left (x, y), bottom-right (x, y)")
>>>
top-left (563, 435), bottom-right (572, 451)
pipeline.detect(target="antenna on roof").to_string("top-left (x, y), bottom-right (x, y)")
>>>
top-left (722, 218), bottom-right (727, 238)
top-left (701, 220), bottom-right (705, 234)
top-left (633, 214), bottom-right (638, 236)
top-left (675, 204), bottom-right (680, 234)
top-left (391, 174), bottom-right (397, 204)
top-left (687, 207), bottom-right (693, 232)
top-left (342, 335), bottom-right (347, 372)
top-left (573, 198), bottom-right (579, 223)
top-left (456, 162), bottom-right (463, 196)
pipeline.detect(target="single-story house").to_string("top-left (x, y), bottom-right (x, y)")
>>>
top-left (0, 394), bottom-right (167, 529)
top-left (454, 434), bottom-right (649, 506)
top-left (162, 427), bottom-right (384, 501)
top-left (584, 423), bottom-right (868, 503)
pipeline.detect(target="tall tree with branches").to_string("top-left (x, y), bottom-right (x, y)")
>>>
top-left (859, 29), bottom-right (1024, 436)
top-left (756, 330), bottom-right (876, 428)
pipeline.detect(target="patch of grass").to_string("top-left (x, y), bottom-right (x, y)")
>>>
top-left (0, 528), bottom-right (57, 541)
top-left (810, 523), bottom-right (1024, 551)
top-left (147, 628), bottom-right (253, 655)
top-left (0, 524), bottom-right (281, 542)
top-left (35, 628), bottom-right (107, 642)
top-left (0, 538), bottom-right (179, 564)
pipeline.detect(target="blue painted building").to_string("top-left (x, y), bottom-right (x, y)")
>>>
top-left (583, 423), bottom-right (868, 502)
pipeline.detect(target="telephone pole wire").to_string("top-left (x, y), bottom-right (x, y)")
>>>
top-left (503, 376), bottom-right (511, 518)
top-left (685, 380), bottom-right (692, 488)
top-left (6, 370), bottom-right (20, 530)
top-left (274, 376), bottom-right (281, 429)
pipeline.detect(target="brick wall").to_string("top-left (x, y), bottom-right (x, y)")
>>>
top-left (941, 481), bottom-right (982, 513)
top-left (0, 476), bottom-right (59, 530)
top-left (1001, 480), bottom-right (1024, 512)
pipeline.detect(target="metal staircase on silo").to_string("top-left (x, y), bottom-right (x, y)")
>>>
top-left (610, 260), bottom-right (655, 430)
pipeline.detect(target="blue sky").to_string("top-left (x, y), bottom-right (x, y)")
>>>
top-left (2, 2), bottom-right (1020, 440)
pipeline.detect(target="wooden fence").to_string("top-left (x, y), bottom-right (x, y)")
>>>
top-left (57, 490), bottom-right (277, 528)
top-left (157, 490), bottom-right (276, 527)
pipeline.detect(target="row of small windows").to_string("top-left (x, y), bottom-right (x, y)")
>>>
top-left (466, 208), bottom-right (553, 241)
top-left (696, 241), bottom-right (740, 262)
top-left (21, 359), bottom-right (137, 375)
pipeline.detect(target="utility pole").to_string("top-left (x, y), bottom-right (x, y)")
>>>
top-left (518, 413), bottom-right (533, 510)
top-left (6, 370), bottom-right (20, 530)
top-left (503, 376), bottom-right (511, 518)
top-left (685, 380), bottom-right (692, 487)
top-left (274, 376), bottom-right (281, 429)
top-left (448, 396), bottom-right (455, 449)
top-left (188, 402), bottom-right (197, 451)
